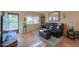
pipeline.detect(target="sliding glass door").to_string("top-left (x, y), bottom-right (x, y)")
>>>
top-left (2, 13), bottom-right (19, 46)
top-left (3, 13), bottom-right (19, 32)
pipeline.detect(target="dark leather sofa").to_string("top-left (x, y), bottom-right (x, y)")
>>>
top-left (42, 23), bottom-right (64, 38)
top-left (39, 30), bottom-right (50, 39)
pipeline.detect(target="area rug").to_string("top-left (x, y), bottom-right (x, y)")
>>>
top-left (33, 30), bottom-right (64, 46)
top-left (39, 36), bottom-right (64, 46)
top-left (31, 41), bottom-right (47, 47)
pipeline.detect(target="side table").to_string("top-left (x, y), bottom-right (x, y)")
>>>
top-left (67, 29), bottom-right (79, 40)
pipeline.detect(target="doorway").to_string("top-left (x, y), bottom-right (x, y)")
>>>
top-left (1, 12), bottom-right (19, 46)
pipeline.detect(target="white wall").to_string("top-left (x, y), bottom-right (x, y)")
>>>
top-left (60, 11), bottom-right (79, 31)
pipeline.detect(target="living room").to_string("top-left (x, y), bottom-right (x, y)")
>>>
top-left (0, 11), bottom-right (79, 47)
top-left (1, 0), bottom-right (79, 59)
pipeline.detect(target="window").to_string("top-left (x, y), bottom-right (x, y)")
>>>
top-left (3, 13), bottom-right (19, 31)
top-left (49, 16), bottom-right (59, 22)
top-left (48, 11), bottom-right (60, 22)
top-left (26, 16), bottom-right (33, 24)
top-left (33, 16), bottom-right (39, 24)
top-left (26, 16), bottom-right (40, 24)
